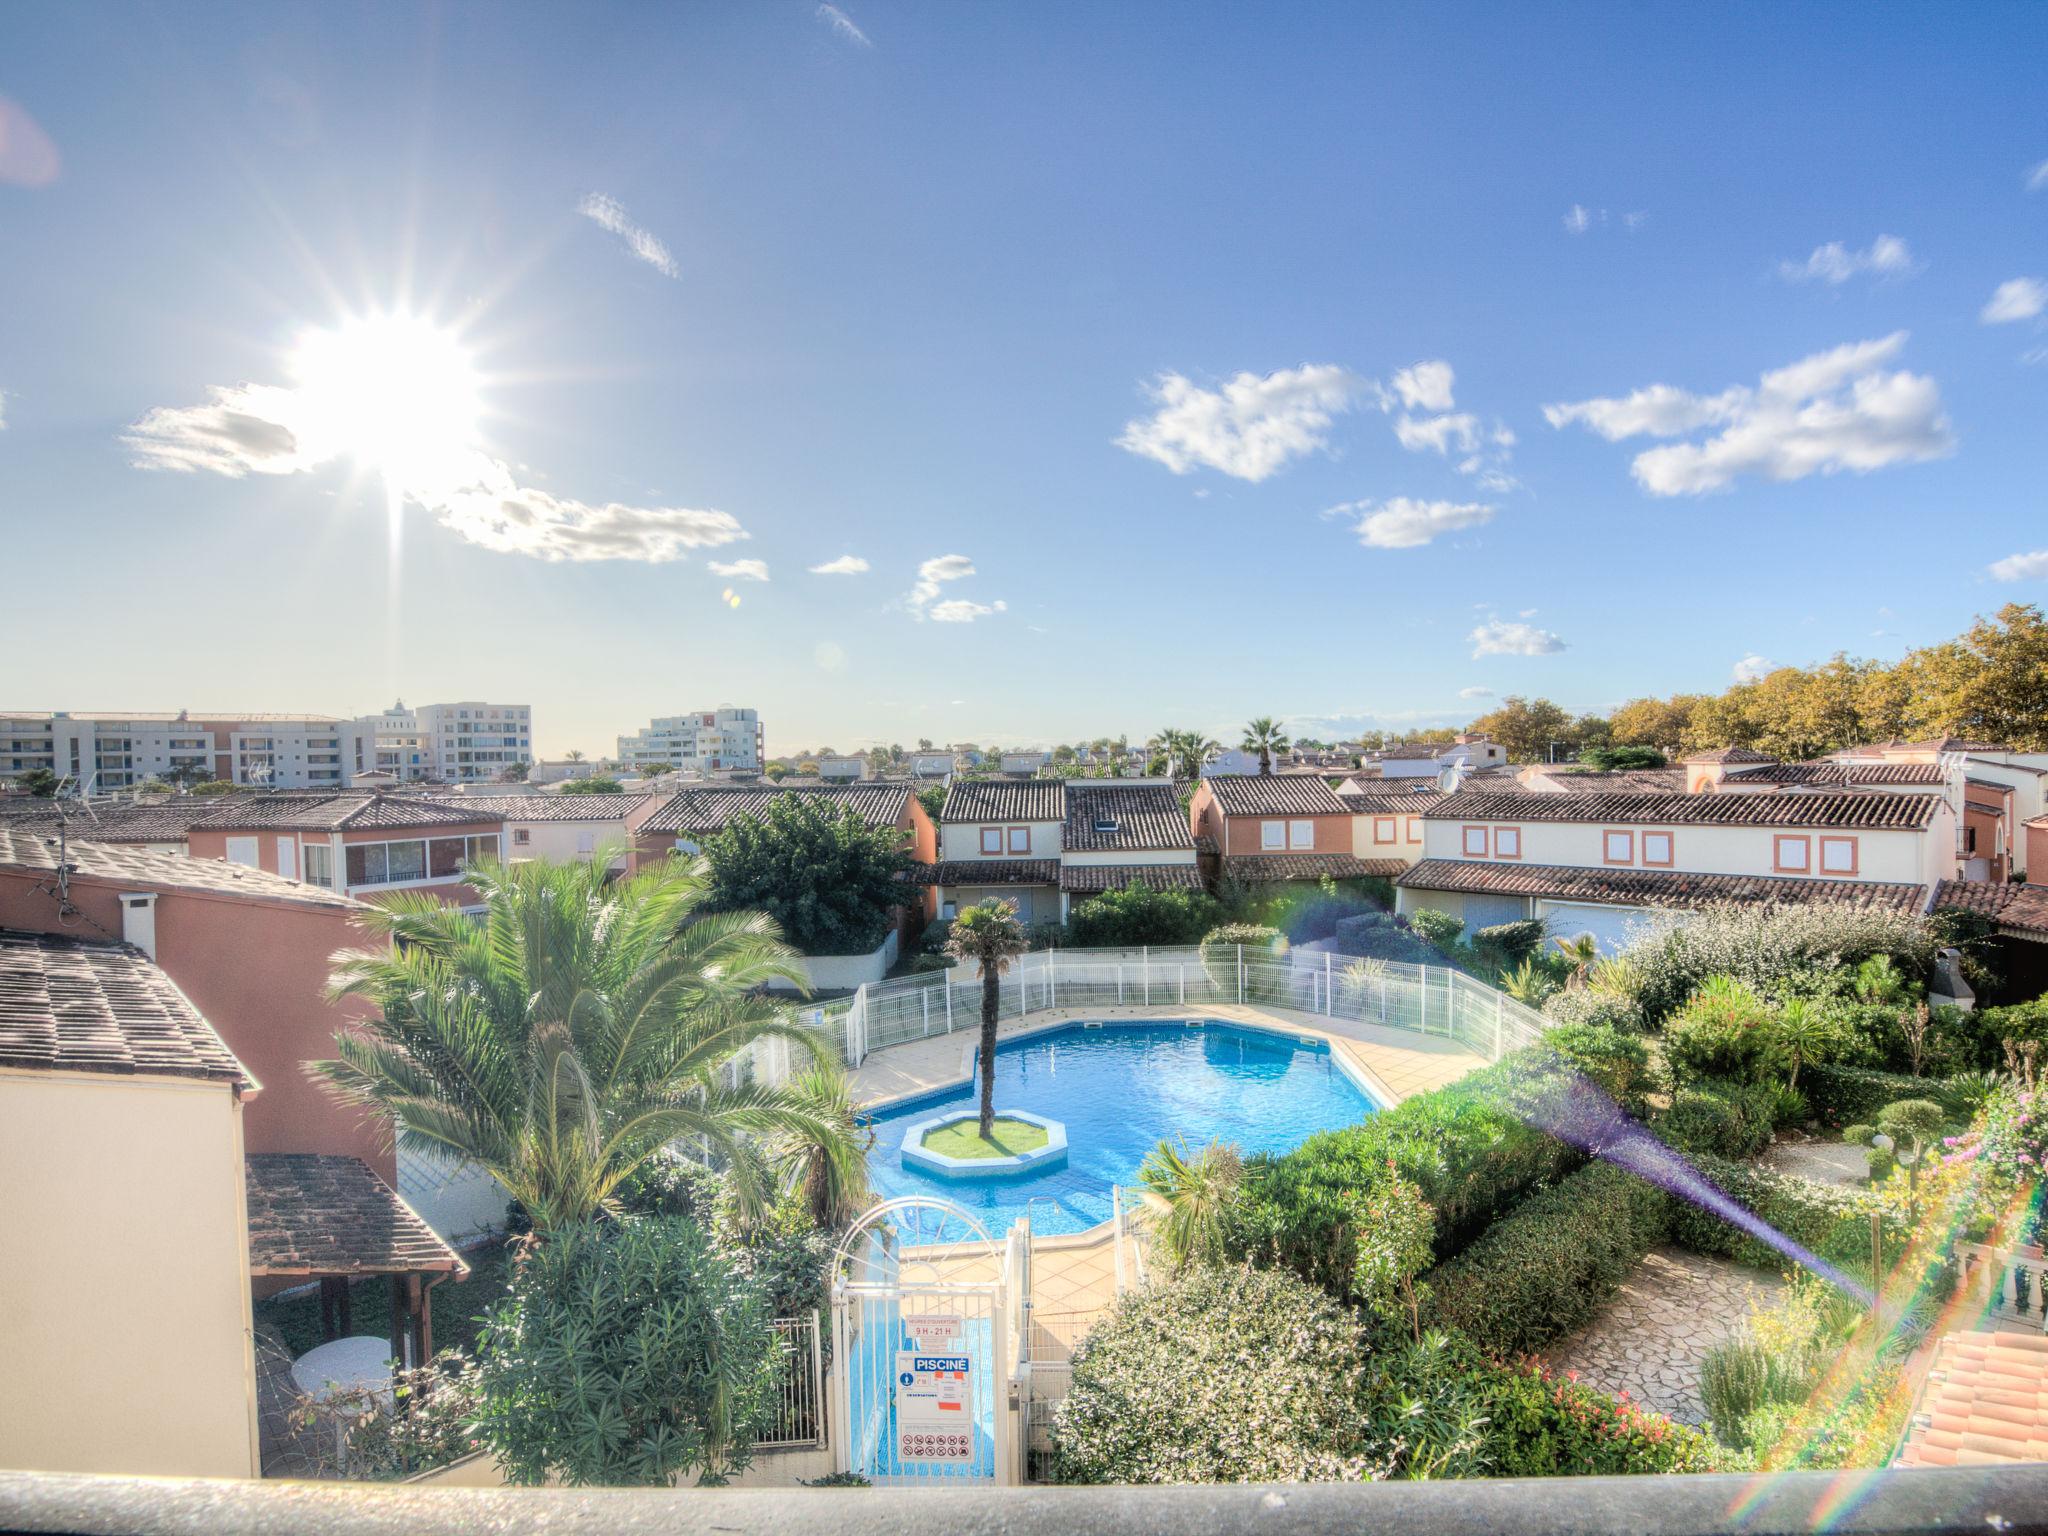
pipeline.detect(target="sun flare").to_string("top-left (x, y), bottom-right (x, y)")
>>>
top-left (287, 312), bottom-right (481, 491)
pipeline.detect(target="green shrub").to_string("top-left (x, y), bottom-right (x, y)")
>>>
top-left (1799, 1063), bottom-right (1980, 1127)
top-left (1050, 1266), bottom-right (1379, 1484)
top-left (1664, 976), bottom-right (1785, 1085)
top-left (1472, 919), bottom-right (1547, 962)
top-left (1067, 882), bottom-right (1221, 948)
top-left (1666, 1154), bottom-right (1907, 1270)
top-left (1542, 986), bottom-right (1646, 1033)
top-left (1543, 1021), bottom-right (1654, 1108)
top-left (1423, 1161), bottom-right (1670, 1356)
top-left (1332, 910), bottom-right (1438, 965)
top-left (1626, 903), bottom-right (1938, 1026)
top-left (1657, 1085), bottom-right (1775, 1160)
top-left (474, 1217), bottom-right (780, 1487)
top-left (1408, 907), bottom-right (1466, 951)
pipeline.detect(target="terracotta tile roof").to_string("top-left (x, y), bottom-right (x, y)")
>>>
top-left (1897, 1330), bottom-right (2048, 1467)
top-left (1063, 785), bottom-right (1193, 852)
top-left (904, 859), bottom-right (1060, 887)
top-left (1339, 791), bottom-right (1449, 815)
top-left (192, 792), bottom-right (496, 831)
top-left (642, 784), bottom-right (910, 836)
top-left (0, 798), bottom-right (226, 842)
top-left (0, 826), bottom-right (363, 910)
top-left (1539, 769), bottom-right (1688, 795)
top-left (1225, 852), bottom-right (1408, 883)
top-left (0, 931), bottom-right (251, 1086)
top-left (1203, 774), bottom-right (1350, 817)
top-left (940, 779), bottom-right (1067, 823)
top-left (1423, 791), bottom-right (1942, 830)
top-left (1906, 736), bottom-right (2013, 753)
top-left (1723, 761), bottom-right (1947, 788)
top-left (1395, 858), bottom-right (1927, 913)
top-left (1192, 833), bottom-right (1219, 855)
top-left (1375, 743), bottom-right (1445, 761)
top-left (445, 794), bottom-right (655, 822)
top-left (1059, 862), bottom-right (1206, 894)
top-left (1932, 880), bottom-right (2048, 940)
top-left (244, 1154), bottom-right (468, 1278)
top-left (1682, 747), bottom-right (1777, 764)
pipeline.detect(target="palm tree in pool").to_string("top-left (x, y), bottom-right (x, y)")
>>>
top-left (311, 849), bottom-right (861, 1232)
top-left (944, 900), bottom-right (1029, 1137)
top-left (1242, 716), bottom-right (1290, 775)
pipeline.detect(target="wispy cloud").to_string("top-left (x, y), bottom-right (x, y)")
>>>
top-left (1733, 653), bottom-right (1777, 682)
top-left (708, 558), bottom-right (769, 581)
top-left (1982, 277), bottom-right (2046, 325)
top-left (906, 554), bottom-right (1005, 621)
top-left (929, 598), bottom-right (1006, 623)
top-left (577, 193), bottom-right (680, 279)
top-left (809, 554), bottom-right (870, 575)
top-left (1564, 203), bottom-right (1596, 235)
top-left (816, 4), bottom-right (871, 46)
top-left (1469, 618), bottom-right (1566, 658)
top-left (0, 96), bottom-right (60, 187)
top-left (1334, 496), bottom-right (1495, 550)
top-left (1563, 204), bottom-right (1645, 235)
top-left (2027, 159), bottom-right (2048, 193)
top-left (1371, 360), bottom-right (1518, 490)
top-left (1989, 550), bottom-right (2048, 582)
top-left (1778, 234), bottom-right (1916, 285)
top-left (1544, 332), bottom-right (1952, 496)
top-left (1116, 364), bottom-right (1362, 481)
top-left (1458, 686), bottom-right (1495, 700)
top-left (1388, 360), bottom-right (1455, 413)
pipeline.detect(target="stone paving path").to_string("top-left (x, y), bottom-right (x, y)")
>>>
top-left (1543, 1246), bottom-right (1788, 1426)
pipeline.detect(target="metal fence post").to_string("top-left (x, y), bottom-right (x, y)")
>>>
top-left (1237, 943), bottom-right (1245, 1005)
top-left (1324, 950), bottom-right (1333, 1016)
top-left (1419, 966), bottom-right (1428, 1035)
top-left (1143, 945), bottom-right (1150, 1005)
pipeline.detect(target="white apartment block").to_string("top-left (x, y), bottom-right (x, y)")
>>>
top-left (354, 701), bottom-right (533, 783)
top-left (0, 712), bottom-right (363, 791)
top-left (615, 708), bottom-right (763, 777)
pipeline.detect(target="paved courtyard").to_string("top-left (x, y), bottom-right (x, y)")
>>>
top-left (1543, 1246), bottom-right (1787, 1425)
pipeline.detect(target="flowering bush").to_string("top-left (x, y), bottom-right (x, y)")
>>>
top-left (1941, 1082), bottom-right (2048, 1186)
top-left (1625, 903), bottom-right (1937, 1025)
top-left (1542, 986), bottom-right (1646, 1034)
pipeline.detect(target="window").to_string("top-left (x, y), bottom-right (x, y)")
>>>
top-left (1493, 825), bottom-right (1521, 859)
top-left (576, 830), bottom-right (595, 855)
top-left (430, 837), bottom-right (467, 878)
top-left (514, 827), bottom-right (531, 845)
top-left (980, 826), bottom-right (1003, 855)
top-left (1373, 816), bottom-right (1396, 845)
top-left (1603, 830), bottom-right (1635, 865)
top-left (1642, 831), bottom-right (1674, 867)
top-left (1774, 834), bottom-right (1811, 873)
top-left (345, 842), bottom-right (387, 886)
top-left (1819, 835), bottom-right (1858, 875)
top-left (386, 839), bottom-right (427, 883)
top-left (1261, 819), bottom-right (1285, 850)
top-left (941, 901), bottom-right (958, 920)
top-left (1462, 825), bottom-right (1489, 857)
top-left (1404, 816), bottom-right (1422, 843)
top-left (1289, 819), bottom-right (1313, 849)
top-left (302, 843), bottom-right (333, 888)
top-left (1007, 826), bottom-right (1030, 854)
top-left (1093, 816), bottom-right (1118, 835)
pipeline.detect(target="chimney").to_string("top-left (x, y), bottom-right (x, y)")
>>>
top-left (119, 891), bottom-right (158, 959)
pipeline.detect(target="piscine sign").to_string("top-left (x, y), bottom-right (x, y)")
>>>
top-left (894, 1352), bottom-right (972, 1463)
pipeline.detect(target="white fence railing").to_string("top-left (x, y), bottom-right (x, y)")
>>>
top-left (761, 1312), bottom-right (826, 1449)
top-left (786, 943), bottom-right (1551, 1069)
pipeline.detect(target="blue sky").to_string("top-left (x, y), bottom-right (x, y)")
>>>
top-left (3, 2), bottom-right (2045, 756)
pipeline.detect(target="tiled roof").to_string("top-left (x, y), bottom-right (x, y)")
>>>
top-left (905, 859), bottom-right (1060, 887)
top-left (1059, 862), bottom-right (1206, 894)
top-left (0, 826), bottom-right (363, 909)
top-left (198, 792), bottom-right (501, 831)
top-left (642, 784), bottom-right (910, 836)
top-left (1539, 769), bottom-right (1688, 795)
top-left (1192, 833), bottom-right (1219, 855)
top-left (1395, 858), bottom-right (1927, 913)
top-left (940, 779), bottom-right (1067, 823)
top-left (1063, 785), bottom-right (1193, 852)
top-left (1906, 736), bottom-right (2013, 753)
top-left (446, 794), bottom-right (655, 822)
top-left (1682, 747), bottom-right (1777, 764)
top-left (244, 1154), bottom-right (468, 1278)
top-left (1897, 1329), bottom-right (2048, 1467)
top-left (1225, 853), bottom-right (1408, 883)
top-left (1376, 743), bottom-right (1445, 761)
top-left (1203, 774), bottom-right (1349, 818)
top-left (0, 931), bottom-right (251, 1086)
top-left (1422, 791), bottom-right (1942, 831)
top-left (1340, 791), bottom-right (1449, 815)
top-left (1932, 880), bottom-right (2048, 940)
top-left (1723, 761), bottom-right (1947, 788)
top-left (0, 798), bottom-right (225, 842)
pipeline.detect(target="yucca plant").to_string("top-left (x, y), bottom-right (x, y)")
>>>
top-left (1500, 957), bottom-right (1557, 1007)
top-left (1138, 1136), bottom-right (1243, 1272)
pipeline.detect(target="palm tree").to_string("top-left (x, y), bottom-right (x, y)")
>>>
top-left (944, 900), bottom-right (1028, 1136)
top-left (1138, 1137), bottom-right (1242, 1271)
top-left (564, 749), bottom-right (585, 763)
top-left (1242, 716), bottom-right (1290, 775)
top-left (311, 851), bottom-right (858, 1232)
top-left (1553, 932), bottom-right (1599, 989)
top-left (775, 1063), bottom-right (874, 1229)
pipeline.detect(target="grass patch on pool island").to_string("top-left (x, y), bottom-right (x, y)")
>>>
top-left (921, 1117), bottom-right (1051, 1160)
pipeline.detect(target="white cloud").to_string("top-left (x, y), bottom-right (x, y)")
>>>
top-left (2028, 159), bottom-right (2048, 193)
top-left (125, 381), bottom-right (746, 563)
top-left (1458, 686), bottom-right (1495, 700)
top-left (906, 553), bottom-right (1004, 621)
top-left (1543, 332), bottom-right (1953, 496)
top-left (1337, 496), bottom-right (1496, 549)
top-left (1778, 234), bottom-right (1915, 285)
top-left (816, 3), bottom-right (871, 46)
top-left (1468, 619), bottom-right (1565, 658)
top-left (1392, 411), bottom-right (1481, 455)
top-left (1116, 364), bottom-right (1361, 481)
top-left (1989, 549), bottom-right (2048, 582)
top-left (808, 554), bottom-right (870, 575)
top-left (1389, 360), bottom-right (1456, 413)
top-left (1623, 210), bottom-right (1650, 231)
top-left (708, 558), bottom-right (769, 581)
top-left (1733, 653), bottom-right (1777, 683)
top-left (1982, 277), bottom-right (2046, 325)
top-left (928, 598), bottom-right (1007, 624)
top-left (1563, 204), bottom-right (1595, 234)
top-left (577, 193), bottom-right (679, 279)
top-left (908, 553), bottom-right (975, 606)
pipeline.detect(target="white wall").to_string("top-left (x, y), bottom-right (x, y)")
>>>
top-left (1422, 814), bottom-right (1946, 886)
top-left (761, 931), bottom-right (900, 993)
top-left (505, 818), bottom-right (631, 866)
top-left (398, 1145), bottom-right (509, 1243)
top-left (938, 819), bottom-right (1063, 862)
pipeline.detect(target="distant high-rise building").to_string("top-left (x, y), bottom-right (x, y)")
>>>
top-left (616, 708), bottom-right (763, 777)
top-left (354, 701), bottom-right (533, 783)
top-left (0, 711), bottom-right (364, 791)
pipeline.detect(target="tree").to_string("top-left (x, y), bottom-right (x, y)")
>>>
top-left (163, 760), bottom-right (213, 790)
top-left (559, 775), bottom-right (625, 795)
top-left (498, 760), bottom-right (530, 783)
top-left (913, 782), bottom-right (946, 822)
top-left (564, 749), bottom-right (585, 763)
top-left (700, 795), bottom-right (909, 956)
top-left (944, 900), bottom-right (1028, 1136)
top-left (14, 767), bottom-right (60, 797)
top-left (1350, 1166), bottom-right (1436, 1344)
top-left (1577, 744), bottom-right (1667, 771)
top-left (313, 852), bottom-right (854, 1230)
top-left (1466, 696), bottom-right (1573, 762)
top-left (1241, 717), bottom-right (1290, 775)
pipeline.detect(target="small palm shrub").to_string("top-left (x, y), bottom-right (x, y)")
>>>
top-left (1138, 1137), bottom-right (1243, 1272)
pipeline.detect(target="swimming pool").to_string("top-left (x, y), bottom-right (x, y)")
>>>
top-left (861, 1020), bottom-right (1379, 1237)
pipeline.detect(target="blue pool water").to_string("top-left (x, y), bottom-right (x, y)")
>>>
top-left (862, 1020), bottom-right (1378, 1236)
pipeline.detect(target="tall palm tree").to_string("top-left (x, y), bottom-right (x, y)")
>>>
top-left (311, 851), bottom-right (858, 1232)
top-left (1242, 717), bottom-right (1290, 775)
top-left (944, 900), bottom-right (1028, 1136)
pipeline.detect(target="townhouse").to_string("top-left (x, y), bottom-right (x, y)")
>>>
top-left (1395, 790), bottom-right (1955, 951)
top-left (1338, 789), bottom-right (1445, 869)
top-left (447, 792), bottom-right (661, 870)
top-left (1188, 773), bottom-right (1406, 889)
top-left (0, 794), bottom-right (226, 853)
top-left (185, 791), bottom-right (504, 908)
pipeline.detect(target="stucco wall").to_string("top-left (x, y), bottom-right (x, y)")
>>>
top-left (1220, 811), bottom-right (1354, 857)
top-left (1421, 815), bottom-right (1944, 885)
top-left (1352, 811), bottom-right (1428, 864)
top-left (938, 819), bottom-right (1062, 862)
top-left (0, 1069), bottom-right (257, 1478)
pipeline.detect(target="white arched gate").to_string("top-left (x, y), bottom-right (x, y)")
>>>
top-left (829, 1197), bottom-right (1017, 1486)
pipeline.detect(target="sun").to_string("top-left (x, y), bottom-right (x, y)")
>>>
top-left (288, 312), bottom-right (481, 492)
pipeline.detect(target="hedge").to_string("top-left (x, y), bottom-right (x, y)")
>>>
top-left (1800, 1063), bottom-right (1978, 1128)
top-left (1654, 1082), bottom-right (1777, 1161)
top-left (1422, 1161), bottom-right (1671, 1356)
top-left (1667, 1152), bottom-right (1908, 1270)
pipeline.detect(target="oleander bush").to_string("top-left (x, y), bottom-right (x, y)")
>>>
top-left (1066, 881), bottom-right (1221, 948)
top-left (1422, 1161), bottom-right (1671, 1356)
top-left (1331, 910), bottom-right (1439, 965)
top-left (1407, 907), bottom-right (1466, 952)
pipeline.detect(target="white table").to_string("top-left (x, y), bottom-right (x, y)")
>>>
top-left (290, 1335), bottom-right (396, 1406)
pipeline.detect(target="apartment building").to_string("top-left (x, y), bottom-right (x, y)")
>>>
top-left (354, 700), bottom-right (533, 783)
top-left (0, 711), bottom-right (364, 791)
top-left (615, 707), bottom-right (762, 777)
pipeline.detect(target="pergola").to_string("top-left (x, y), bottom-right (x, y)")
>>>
top-left (244, 1153), bottom-right (470, 1370)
